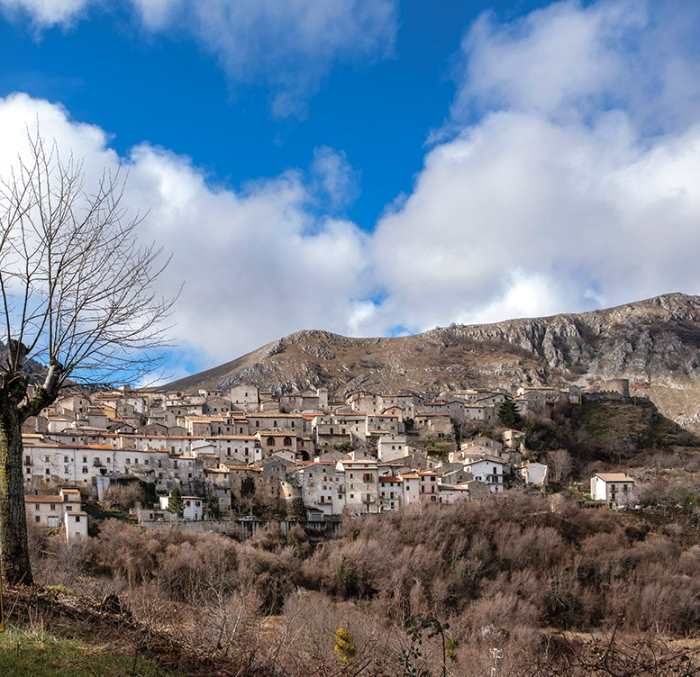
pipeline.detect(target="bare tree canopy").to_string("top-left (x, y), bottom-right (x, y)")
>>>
top-left (0, 128), bottom-right (175, 391)
top-left (0, 127), bottom-right (175, 585)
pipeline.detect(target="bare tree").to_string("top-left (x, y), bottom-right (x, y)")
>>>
top-left (0, 129), bottom-right (175, 585)
top-left (547, 449), bottom-right (572, 484)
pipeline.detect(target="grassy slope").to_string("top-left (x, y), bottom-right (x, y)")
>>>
top-left (525, 395), bottom-right (700, 468)
top-left (0, 627), bottom-right (174, 676)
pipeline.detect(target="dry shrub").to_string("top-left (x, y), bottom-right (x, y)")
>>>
top-left (156, 534), bottom-right (238, 603)
top-left (103, 483), bottom-right (145, 511)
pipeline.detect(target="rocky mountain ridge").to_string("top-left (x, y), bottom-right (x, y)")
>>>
top-left (167, 293), bottom-right (700, 426)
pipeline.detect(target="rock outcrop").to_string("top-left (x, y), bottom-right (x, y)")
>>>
top-left (166, 293), bottom-right (700, 426)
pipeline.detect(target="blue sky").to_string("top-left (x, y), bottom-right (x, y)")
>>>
top-left (0, 0), bottom-right (551, 229)
top-left (0, 0), bottom-right (699, 382)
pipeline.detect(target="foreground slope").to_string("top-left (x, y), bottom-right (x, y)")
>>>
top-left (168, 293), bottom-right (700, 425)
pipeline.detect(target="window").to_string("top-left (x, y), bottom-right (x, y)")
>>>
top-left (82, 467), bottom-right (88, 474)
top-left (283, 437), bottom-right (292, 446)
top-left (75, 516), bottom-right (81, 523)
top-left (25, 455), bottom-right (30, 465)
top-left (35, 515), bottom-right (40, 523)
top-left (50, 504), bottom-right (55, 511)
top-left (35, 504), bottom-right (40, 511)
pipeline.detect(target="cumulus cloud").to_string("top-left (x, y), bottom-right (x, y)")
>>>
top-left (4, 0), bottom-right (700, 368)
top-left (368, 0), bottom-right (700, 335)
top-left (0, 93), bottom-right (372, 363)
top-left (454, 0), bottom-right (700, 132)
top-left (0, 0), bottom-right (89, 26)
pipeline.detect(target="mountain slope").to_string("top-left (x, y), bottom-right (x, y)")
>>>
top-left (167, 293), bottom-right (700, 425)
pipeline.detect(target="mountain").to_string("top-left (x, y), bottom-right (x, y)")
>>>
top-left (166, 293), bottom-right (700, 427)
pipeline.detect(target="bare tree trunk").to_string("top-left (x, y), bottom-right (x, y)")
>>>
top-left (0, 404), bottom-right (32, 585)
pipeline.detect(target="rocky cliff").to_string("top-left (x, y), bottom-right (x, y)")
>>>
top-left (167, 293), bottom-right (700, 426)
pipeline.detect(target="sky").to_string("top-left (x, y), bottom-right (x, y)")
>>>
top-left (1, 0), bottom-right (700, 382)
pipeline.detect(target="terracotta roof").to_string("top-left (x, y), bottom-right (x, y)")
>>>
top-left (595, 473), bottom-right (634, 482)
top-left (25, 495), bottom-right (63, 504)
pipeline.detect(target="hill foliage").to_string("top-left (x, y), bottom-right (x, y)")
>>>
top-left (12, 491), bottom-right (700, 676)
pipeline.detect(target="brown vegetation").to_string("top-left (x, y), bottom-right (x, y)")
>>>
top-left (12, 492), bottom-right (699, 675)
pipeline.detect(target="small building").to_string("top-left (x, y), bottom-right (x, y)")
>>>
top-left (463, 457), bottom-right (506, 493)
top-left (519, 462), bottom-right (548, 488)
top-left (590, 473), bottom-right (636, 506)
top-left (379, 475), bottom-right (403, 511)
top-left (377, 434), bottom-right (408, 462)
top-left (182, 496), bottom-right (204, 521)
top-left (25, 487), bottom-right (86, 541)
top-left (64, 510), bottom-right (88, 541)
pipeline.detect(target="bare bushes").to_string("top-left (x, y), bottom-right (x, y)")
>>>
top-left (102, 484), bottom-right (145, 511)
top-left (23, 493), bottom-right (700, 674)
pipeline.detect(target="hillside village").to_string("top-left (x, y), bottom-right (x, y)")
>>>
top-left (21, 377), bottom-right (640, 539)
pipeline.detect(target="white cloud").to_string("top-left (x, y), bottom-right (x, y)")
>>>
top-left (4, 0), bottom-right (700, 368)
top-left (0, 92), bottom-right (372, 364)
top-left (454, 0), bottom-right (643, 121)
top-left (454, 0), bottom-right (700, 133)
top-left (370, 0), bottom-right (700, 335)
top-left (128, 0), bottom-right (172, 29)
top-left (0, 0), bottom-right (88, 26)
top-left (2, 0), bottom-right (397, 115)
top-left (133, 0), bottom-right (397, 117)
top-left (311, 146), bottom-right (359, 211)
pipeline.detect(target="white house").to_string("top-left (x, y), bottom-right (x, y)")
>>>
top-left (463, 457), bottom-right (506, 493)
top-left (436, 484), bottom-right (472, 504)
top-left (338, 458), bottom-right (380, 514)
top-left (520, 462), bottom-right (548, 488)
top-left (230, 384), bottom-right (259, 411)
top-left (400, 471), bottom-right (421, 507)
top-left (590, 473), bottom-right (636, 506)
top-left (297, 460), bottom-right (345, 516)
top-left (377, 434), bottom-right (408, 462)
top-left (182, 496), bottom-right (204, 520)
top-left (63, 510), bottom-right (88, 541)
top-left (25, 488), bottom-right (85, 541)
